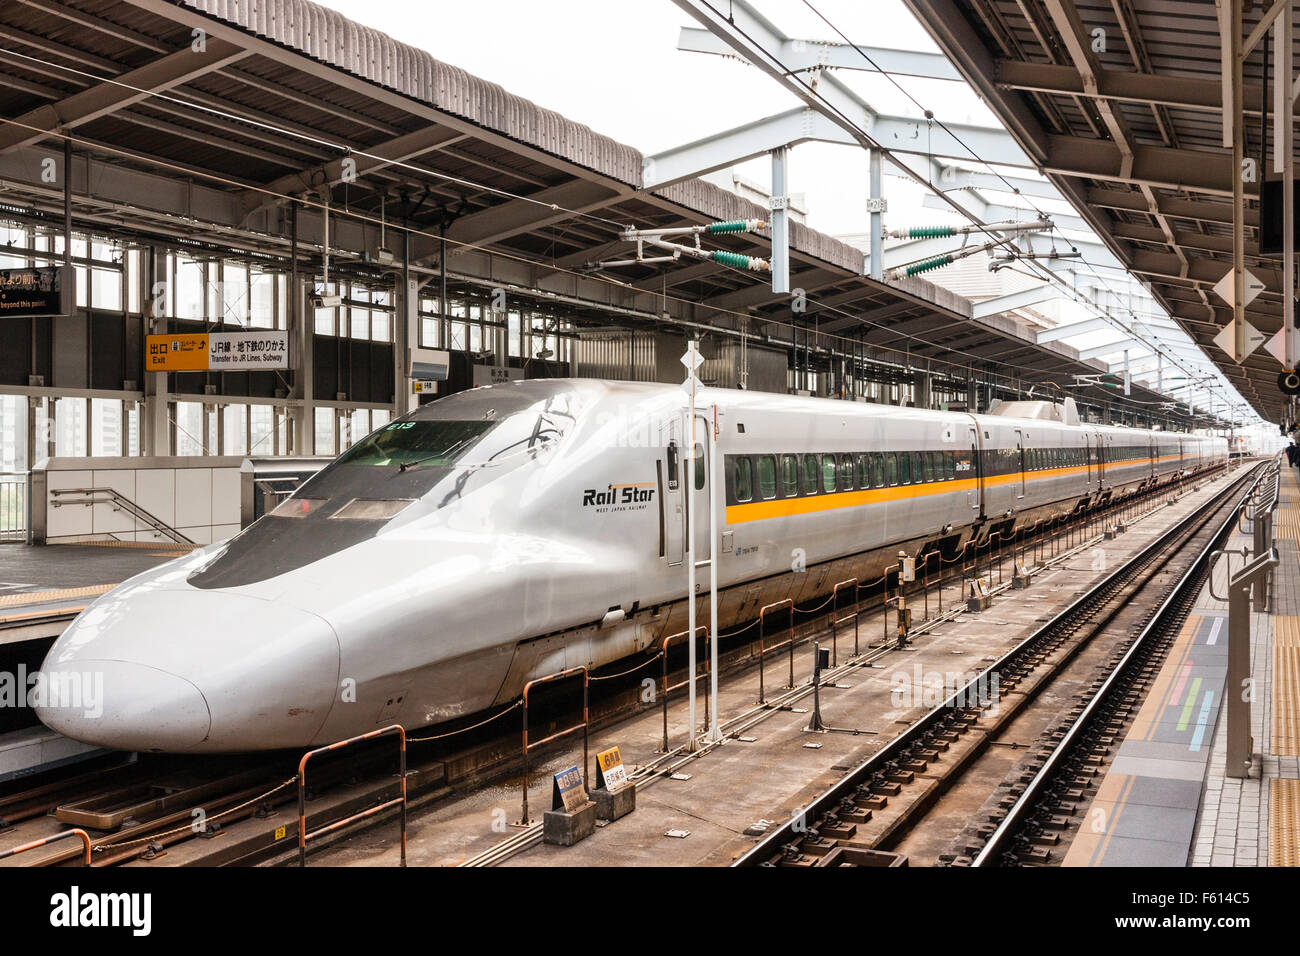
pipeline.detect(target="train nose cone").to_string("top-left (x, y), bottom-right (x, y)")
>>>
top-left (38, 588), bottom-right (341, 752)
top-left (35, 661), bottom-right (211, 751)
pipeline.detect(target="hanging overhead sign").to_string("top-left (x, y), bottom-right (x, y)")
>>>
top-left (146, 330), bottom-right (290, 372)
top-left (1212, 268), bottom-right (1265, 309)
top-left (1212, 318), bottom-right (1266, 363)
top-left (0, 265), bottom-right (73, 318)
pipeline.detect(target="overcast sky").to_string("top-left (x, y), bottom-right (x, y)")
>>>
top-left (319, 0), bottom-right (994, 237)
top-left (315, 0), bottom-right (1259, 423)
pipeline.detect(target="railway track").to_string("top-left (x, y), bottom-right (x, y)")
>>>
top-left (0, 467), bottom-right (1229, 867)
top-left (732, 462), bottom-right (1261, 867)
top-left (970, 464), bottom-right (1278, 867)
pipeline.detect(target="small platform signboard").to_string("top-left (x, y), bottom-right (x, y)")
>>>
top-left (0, 265), bottom-right (73, 318)
top-left (596, 746), bottom-right (628, 791)
top-left (146, 330), bottom-right (289, 372)
top-left (551, 765), bottom-right (587, 813)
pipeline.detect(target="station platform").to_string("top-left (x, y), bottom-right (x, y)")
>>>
top-left (302, 470), bottom-right (1243, 867)
top-left (1061, 464), bottom-right (1300, 867)
top-left (0, 542), bottom-right (188, 639)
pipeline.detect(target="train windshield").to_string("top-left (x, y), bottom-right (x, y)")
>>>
top-left (335, 420), bottom-right (494, 469)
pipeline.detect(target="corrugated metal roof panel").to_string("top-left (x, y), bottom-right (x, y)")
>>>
top-left (180, 0), bottom-right (644, 185)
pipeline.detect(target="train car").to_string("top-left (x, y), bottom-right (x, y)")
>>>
top-left (36, 380), bottom-right (1226, 752)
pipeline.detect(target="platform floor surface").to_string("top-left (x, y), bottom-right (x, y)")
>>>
top-left (301, 472), bottom-right (1243, 867)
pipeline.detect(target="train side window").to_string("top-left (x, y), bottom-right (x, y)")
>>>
top-left (945, 451), bottom-right (957, 479)
top-left (666, 441), bottom-right (680, 490)
top-left (929, 451), bottom-right (942, 480)
top-left (872, 453), bottom-right (886, 487)
top-left (899, 453), bottom-right (912, 484)
top-left (781, 454), bottom-right (798, 497)
top-left (912, 452), bottom-right (924, 481)
top-left (822, 454), bottom-right (837, 493)
top-left (919, 452), bottom-right (931, 482)
top-left (758, 456), bottom-right (776, 500)
top-left (885, 452), bottom-right (898, 486)
top-left (839, 454), bottom-right (854, 491)
top-left (802, 454), bottom-right (820, 494)
top-left (694, 444), bottom-right (705, 490)
top-left (734, 457), bottom-right (753, 502)
top-left (856, 453), bottom-right (870, 489)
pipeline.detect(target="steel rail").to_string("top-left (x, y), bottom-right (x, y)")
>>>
top-left (969, 466), bottom-right (1267, 866)
top-left (732, 462), bottom-right (1257, 866)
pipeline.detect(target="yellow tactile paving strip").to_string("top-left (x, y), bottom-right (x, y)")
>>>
top-left (70, 540), bottom-right (194, 552)
top-left (1270, 778), bottom-right (1300, 867)
top-left (1274, 617), bottom-right (1300, 757)
top-left (1062, 772), bottom-right (1134, 866)
top-left (0, 584), bottom-right (113, 608)
top-left (1127, 614), bottom-right (1201, 742)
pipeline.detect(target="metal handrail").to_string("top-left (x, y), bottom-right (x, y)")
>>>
top-left (659, 628), bottom-right (708, 751)
top-left (757, 599), bottom-right (795, 703)
top-left (0, 827), bottom-right (92, 866)
top-left (519, 666), bottom-right (589, 825)
top-left (297, 724), bottom-right (407, 867)
top-left (50, 486), bottom-right (194, 545)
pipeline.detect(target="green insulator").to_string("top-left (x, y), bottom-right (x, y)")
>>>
top-left (705, 220), bottom-right (749, 234)
top-left (908, 225), bottom-right (954, 239)
top-left (711, 250), bottom-right (755, 269)
top-left (905, 255), bottom-right (952, 276)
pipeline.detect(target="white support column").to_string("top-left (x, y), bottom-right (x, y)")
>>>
top-left (1230, 0), bottom-right (1248, 360)
top-left (770, 146), bottom-right (790, 295)
top-left (1277, 2), bottom-right (1297, 367)
top-left (869, 148), bottom-right (884, 281)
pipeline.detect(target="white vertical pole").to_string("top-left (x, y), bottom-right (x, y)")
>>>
top-left (1230, 0), bottom-right (1247, 361)
top-left (869, 149), bottom-right (884, 281)
top-left (684, 341), bottom-right (698, 752)
top-left (1277, 3), bottom-right (1297, 368)
top-left (705, 402), bottom-right (721, 743)
top-left (770, 147), bottom-right (790, 296)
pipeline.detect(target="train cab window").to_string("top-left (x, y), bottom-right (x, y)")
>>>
top-left (885, 452), bottom-right (899, 486)
top-left (781, 454), bottom-right (798, 497)
top-left (734, 458), bottom-right (753, 502)
top-left (758, 456), bottom-right (776, 500)
top-left (856, 453), bottom-right (871, 489)
top-left (838, 454), bottom-right (854, 491)
top-left (822, 455), bottom-right (837, 493)
top-left (899, 453), bottom-right (912, 484)
top-left (802, 454), bottom-right (820, 494)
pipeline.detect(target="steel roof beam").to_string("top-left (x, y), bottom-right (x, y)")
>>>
top-left (677, 25), bottom-right (963, 80)
top-left (0, 38), bottom-right (251, 153)
top-left (972, 284), bottom-right (1059, 319)
top-left (993, 59), bottom-right (1265, 115)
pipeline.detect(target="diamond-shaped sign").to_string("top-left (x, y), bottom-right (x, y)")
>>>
top-left (679, 374), bottom-right (703, 395)
top-left (1265, 327), bottom-right (1292, 367)
top-left (1212, 318), bottom-right (1266, 363)
top-left (1212, 268), bottom-right (1265, 309)
top-left (680, 346), bottom-right (704, 371)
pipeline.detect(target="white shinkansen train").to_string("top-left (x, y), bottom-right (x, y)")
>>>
top-left (37, 380), bottom-right (1226, 752)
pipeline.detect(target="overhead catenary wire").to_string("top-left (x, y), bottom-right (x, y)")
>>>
top-left (698, 0), bottom-right (1245, 416)
top-left (0, 57), bottom-right (1230, 425)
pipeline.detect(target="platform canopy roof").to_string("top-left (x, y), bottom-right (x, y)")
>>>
top-left (902, 0), bottom-right (1298, 424)
top-left (0, 0), bottom-right (1242, 424)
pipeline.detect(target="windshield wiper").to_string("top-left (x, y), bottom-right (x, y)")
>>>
top-left (397, 436), bottom-right (475, 472)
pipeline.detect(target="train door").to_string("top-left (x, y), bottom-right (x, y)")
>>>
top-left (967, 424), bottom-right (982, 514)
top-left (1014, 429), bottom-right (1026, 498)
top-left (663, 427), bottom-right (684, 567)
top-left (681, 412), bottom-right (712, 565)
